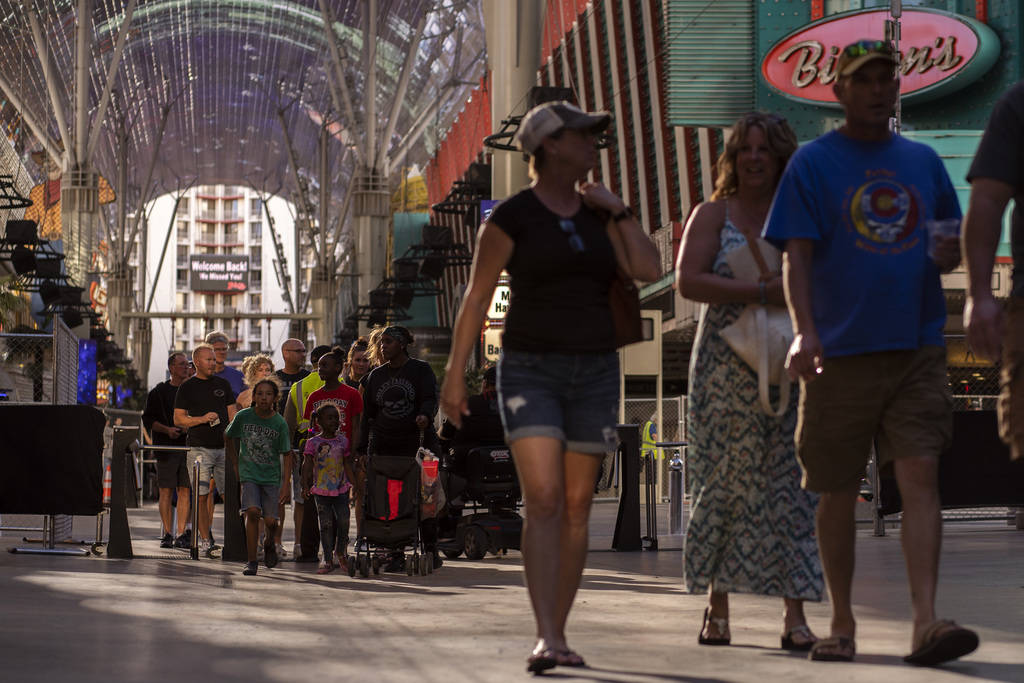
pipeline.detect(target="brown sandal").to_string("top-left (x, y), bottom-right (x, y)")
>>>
top-left (904, 620), bottom-right (978, 666)
top-left (809, 636), bottom-right (855, 662)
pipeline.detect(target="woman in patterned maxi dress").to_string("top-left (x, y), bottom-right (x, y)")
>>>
top-left (675, 113), bottom-right (823, 649)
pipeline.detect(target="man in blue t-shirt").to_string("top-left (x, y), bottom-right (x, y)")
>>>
top-left (764, 40), bottom-right (977, 666)
top-left (206, 330), bottom-right (246, 395)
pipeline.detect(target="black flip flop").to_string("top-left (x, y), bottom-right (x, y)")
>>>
top-left (903, 620), bottom-right (979, 667)
top-left (526, 649), bottom-right (557, 674)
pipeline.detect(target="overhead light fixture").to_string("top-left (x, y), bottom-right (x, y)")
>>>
top-left (10, 246), bottom-right (36, 275)
top-left (5, 220), bottom-right (38, 245)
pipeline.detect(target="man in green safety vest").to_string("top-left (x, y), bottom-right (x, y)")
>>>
top-left (641, 420), bottom-right (660, 462)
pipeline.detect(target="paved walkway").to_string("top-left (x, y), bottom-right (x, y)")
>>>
top-left (1, 503), bottom-right (1021, 682)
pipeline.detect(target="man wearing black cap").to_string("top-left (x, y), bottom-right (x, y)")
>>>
top-left (764, 40), bottom-right (977, 665)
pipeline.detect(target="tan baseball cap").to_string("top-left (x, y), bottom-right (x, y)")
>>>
top-left (514, 101), bottom-right (611, 154)
top-left (836, 39), bottom-right (898, 78)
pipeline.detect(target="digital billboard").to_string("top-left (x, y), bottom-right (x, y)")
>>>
top-left (189, 254), bottom-right (249, 292)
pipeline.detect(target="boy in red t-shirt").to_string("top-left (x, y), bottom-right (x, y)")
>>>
top-left (301, 348), bottom-right (363, 548)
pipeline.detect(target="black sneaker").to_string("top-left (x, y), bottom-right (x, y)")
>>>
top-left (264, 542), bottom-right (278, 569)
top-left (432, 553), bottom-right (443, 570)
top-left (242, 561), bottom-right (258, 576)
top-left (208, 532), bottom-right (217, 549)
top-left (160, 533), bottom-right (173, 548)
top-left (173, 532), bottom-right (190, 548)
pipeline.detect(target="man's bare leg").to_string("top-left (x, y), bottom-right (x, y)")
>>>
top-left (814, 482), bottom-right (859, 656)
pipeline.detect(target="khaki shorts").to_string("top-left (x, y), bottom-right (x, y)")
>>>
top-left (999, 297), bottom-right (1024, 461)
top-left (796, 345), bottom-right (952, 492)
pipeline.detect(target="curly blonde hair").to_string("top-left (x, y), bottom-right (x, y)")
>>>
top-left (240, 353), bottom-right (275, 388)
top-left (711, 112), bottom-right (798, 200)
top-left (366, 327), bottom-right (385, 368)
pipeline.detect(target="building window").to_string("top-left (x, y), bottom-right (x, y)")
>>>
top-left (249, 293), bottom-right (261, 310)
top-left (176, 198), bottom-right (189, 215)
top-left (250, 246), bottom-right (261, 263)
top-left (224, 225), bottom-right (239, 243)
top-left (251, 269), bottom-right (262, 287)
top-left (177, 220), bottom-right (189, 239)
top-left (176, 268), bottom-right (188, 287)
top-left (250, 221), bottom-right (262, 240)
top-left (224, 199), bottom-right (240, 220)
top-left (176, 245), bottom-right (189, 263)
top-left (249, 341), bottom-right (262, 352)
top-left (250, 197), bottom-right (262, 215)
top-left (204, 295), bottom-right (216, 311)
top-left (175, 293), bottom-right (189, 310)
top-left (222, 245), bottom-right (242, 255)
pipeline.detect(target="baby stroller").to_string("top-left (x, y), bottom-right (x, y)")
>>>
top-left (438, 444), bottom-right (523, 560)
top-left (348, 454), bottom-right (434, 577)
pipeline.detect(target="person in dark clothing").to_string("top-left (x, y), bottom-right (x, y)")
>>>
top-left (439, 366), bottom-right (505, 470)
top-left (437, 366), bottom-right (505, 539)
top-left (358, 326), bottom-right (441, 569)
top-left (142, 351), bottom-right (191, 548)
top-left (173, 344), bottom-right (237, 554)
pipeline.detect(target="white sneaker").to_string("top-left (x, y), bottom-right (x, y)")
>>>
top-left (276, 543), bottom-right (287, 559)
top-left (292, 543), bottom-right (301, 558)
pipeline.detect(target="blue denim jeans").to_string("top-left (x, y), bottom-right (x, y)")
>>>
top-left (497, 349), bottom-right (620, 454)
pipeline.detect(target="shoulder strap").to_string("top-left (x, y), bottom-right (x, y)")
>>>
top-left (727, 199), bottom-right (773, 281)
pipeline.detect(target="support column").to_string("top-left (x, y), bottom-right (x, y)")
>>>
top-left (483, 0), bottom-right (543, 200)
top-left (352, 169), bottom-right (390, 333)
top-left (60, 165), bottom-right (99, 289)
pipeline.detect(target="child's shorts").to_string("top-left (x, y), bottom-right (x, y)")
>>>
top-left (241, 482), bottom-right (280, 520)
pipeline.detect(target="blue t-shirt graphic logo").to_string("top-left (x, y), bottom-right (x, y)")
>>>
top-left (851, 178), bottom-right (918, 245)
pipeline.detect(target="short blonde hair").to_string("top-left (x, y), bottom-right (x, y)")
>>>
top-left (192, 343), bottom-right (215, 361)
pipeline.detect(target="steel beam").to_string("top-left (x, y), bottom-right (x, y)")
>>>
top-left (317, 0), bottom-right (362, 164)
top-left (120, 312), bottom-right (318, 320)
top-left (0, 70), bottom-right (63, 163)
top-left (74, 0), bottom-right (93, 165)
top-left (86, 0), bottom-right (138, 162)
top-left (25, 2), bottom-right (72, 164)
top-left (378, 9), bottom-right (428, 170)
top-left (145, 192), bottom-right (183, 312)
top-left (123, 102), bottom-right (171, 263)
top-left (275, 106), bottom-right (319, 264)
top-left (364, 0), bottom-right (377, 167)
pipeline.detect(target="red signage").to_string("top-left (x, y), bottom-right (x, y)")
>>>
top-left (762, 8), bottom-right (999, 106)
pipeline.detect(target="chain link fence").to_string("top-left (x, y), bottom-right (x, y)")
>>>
top-left (619, 397), bottom-right (686, 503)
top-left (0, 319), bottom-right (79, 539)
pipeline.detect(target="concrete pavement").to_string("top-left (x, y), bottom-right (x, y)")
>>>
top-left (1, 503), bottom-right (1021, 682)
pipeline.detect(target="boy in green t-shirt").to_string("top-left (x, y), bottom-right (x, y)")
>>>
top-left (226, 378), bottom-right (293, 576)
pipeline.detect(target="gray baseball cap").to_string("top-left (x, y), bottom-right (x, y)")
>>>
top-left (514, 101), bottom-right (611, 154)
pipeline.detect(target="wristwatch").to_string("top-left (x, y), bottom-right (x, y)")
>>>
top-left (612, 206), bottom-right (633, 222)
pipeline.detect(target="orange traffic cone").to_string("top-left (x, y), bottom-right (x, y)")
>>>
top-left (103, 462), bottom-right (112, 505)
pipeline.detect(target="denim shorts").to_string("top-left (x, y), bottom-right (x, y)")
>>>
top-left (497, 349), bottom-right (620, 454)
top-left (187, 447), bottom-right (225, 496)
top-left (241, 482), bottom-right (280, 519)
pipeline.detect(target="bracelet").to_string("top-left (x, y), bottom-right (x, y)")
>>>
top-left (758, 280), bottom-right (767, 305)
top-left (612, 206), bottom-right (633, 222)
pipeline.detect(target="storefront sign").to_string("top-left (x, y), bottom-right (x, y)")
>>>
top-left (762, 8), bottom-right (999, 106)
top-left (488, 284), bottom-right (510, 320)
top-left (189, 254), bottom-right (249, 292)
top-left (482, 327), bottom-right (503, 362)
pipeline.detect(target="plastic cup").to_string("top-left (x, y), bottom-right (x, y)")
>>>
top-left (926, 217), bottom-right (960, 260)
top-left (422, 460), bottom-right (438, 478)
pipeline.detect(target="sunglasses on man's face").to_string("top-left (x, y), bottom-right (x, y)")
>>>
top-left (558, 218), bottom-right (586, 254)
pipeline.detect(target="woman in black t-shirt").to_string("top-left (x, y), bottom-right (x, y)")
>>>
top-left (440, 101), bottom-right (660, 672)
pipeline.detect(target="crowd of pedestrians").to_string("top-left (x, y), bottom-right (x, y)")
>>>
top-left (131, 37), bottom-right (1024, 675)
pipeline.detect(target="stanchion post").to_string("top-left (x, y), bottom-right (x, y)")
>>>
top-left (612, 424), bottom-right (641, 551)
top-left (669, 451), bottom-right (684, 535)
top-left (190, 454), bottom-right (200, 560)
top-left (221, 455), bottom-right (247, 562)
top-left (106, 426), bottom-right (136, 558)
